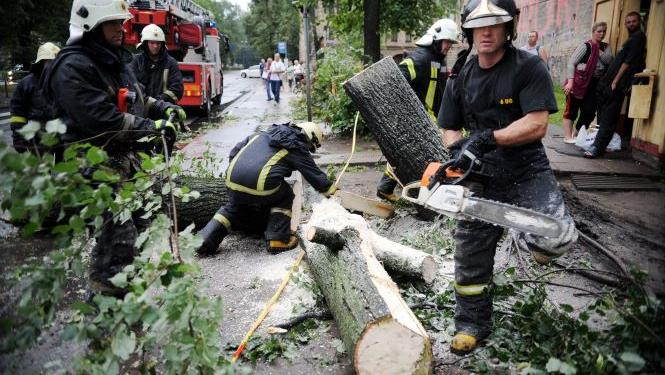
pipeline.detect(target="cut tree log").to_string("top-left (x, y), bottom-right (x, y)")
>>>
top-left (336, 189), bottom-right (394, 218)
top-left (172, 176), bottom-right (228, 230)
top-left (318, 198), bottom-right (436, 283)
top-left (304, 200), bottom-right (432, 374)
top-left (343, 57), bottom-right (450, 185)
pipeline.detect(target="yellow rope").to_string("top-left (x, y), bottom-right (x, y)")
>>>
top-left (230, 249), bottom-right (306, 363)
top-left (334, 111), bottom-right (360, 187)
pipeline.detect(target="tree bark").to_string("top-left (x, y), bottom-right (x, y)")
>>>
top-left (304, 201), bottom-right (432, 374)
top-left (172, 176), bottom-right (228, 230)
top-left (363, 0), bottom-right (381, 63)
top-left (343, 57), bottom-right (449, 185)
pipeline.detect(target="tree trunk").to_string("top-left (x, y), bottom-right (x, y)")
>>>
top-left (172, 176), bottom-right (228, 230)
top-left (343, 57), bottom-right (449, 185)
top-left (363, 0), bottom-right (381, 63)
top-left (304, 200), bottom-right (432, 374)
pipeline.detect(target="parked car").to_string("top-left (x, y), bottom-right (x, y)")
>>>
top-left (240, 65), bottom-right (261, 78)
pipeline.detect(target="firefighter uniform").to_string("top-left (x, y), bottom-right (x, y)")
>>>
top-left (44, 3), bottom-right (181, 296)
top-left (439, 0), bottom-right (577, 354)
top-left (197, 123), bottom-right (336, 255)
top-left (131, 43), bottom-right (184, 104)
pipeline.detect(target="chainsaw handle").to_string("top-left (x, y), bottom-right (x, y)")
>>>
top-left (400, 182), bottom-right (423, 204)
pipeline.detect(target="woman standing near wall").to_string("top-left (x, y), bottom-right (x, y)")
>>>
top-left (562, 22), bottom-right (614, 143)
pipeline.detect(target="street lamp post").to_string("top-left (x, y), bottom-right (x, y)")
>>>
top-left (303, 5), bottom-right (313, 121)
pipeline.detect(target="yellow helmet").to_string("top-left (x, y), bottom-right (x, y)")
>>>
top-left (295, 122), bottom-right (323, 149)
top-left (34, 42), bottom-right (60, 64)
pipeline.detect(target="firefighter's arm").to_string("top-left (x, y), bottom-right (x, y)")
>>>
top-left (398, 58), bottom-right (417, 82)
top-left (52, 61), bottom-right (154, 141)
top-left (288, 149), bottom-right (335, 195)
top-left (493, 110), bottom-right (549, 146)
top-left (228, 135), bottom-right (252, 161)
top-left (162, 58), bottom-right (184, 103)
top-left (9, 79), bottom-right (29, 126)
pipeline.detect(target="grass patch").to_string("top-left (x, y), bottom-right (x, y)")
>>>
top-left (549, 84), bottom-right (566, 126)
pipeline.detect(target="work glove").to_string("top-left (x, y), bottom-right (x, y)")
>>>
top-left (154, 119), bottom-right (177, 146)
top-left (165, 105), bottom-right (187, 122)
top-left (449, 129), bottom-right (497, 172)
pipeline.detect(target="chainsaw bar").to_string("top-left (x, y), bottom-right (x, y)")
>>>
top-left (459, 196), bottom-right (564, 238)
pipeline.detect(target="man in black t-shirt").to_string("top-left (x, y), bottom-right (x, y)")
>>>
top-left (585, 12), bottom-right (646, 158)
top-left (437, 0), bottom-right (577, 354)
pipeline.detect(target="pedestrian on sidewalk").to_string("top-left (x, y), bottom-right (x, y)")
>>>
top-left (263, 57), bottom-right (273, 101)
top-left (195, 122), bottom-right (337, 255)
top-left (286, 60), bottom-right (295, 92)
top-left (585, 11), bottom-right (646, 158)
top-left (520, 31), bottom-right (548, 66)
top-left (270, 53), bottom-right (286, 103)
top-left (259, 58), bottom-right (265, 78)
top-left (10, 42), bottom-right (60, 153)
top-left (437, 0), bottom-right (577, 355)
top-left (561, 22), bottom-right (613, 143)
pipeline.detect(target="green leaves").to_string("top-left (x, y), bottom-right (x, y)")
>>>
top-left (546, 358), bottom-right (577, 374)
top-left (620, 352), bottom-right (645, 372)
top-left (111, 327), bottom-right (136, 361)
top-left (17, 120), bottom-right (41, 140)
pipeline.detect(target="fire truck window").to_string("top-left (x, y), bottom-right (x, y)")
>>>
top-left (181, 71), bottom-right (195, 83)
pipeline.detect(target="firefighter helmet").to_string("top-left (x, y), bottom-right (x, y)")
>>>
top-left (138, 24), bottom-right (166, 48)
top-left (68, 0), bottom-right (132, 44)
top-left (295, 122), bottom-right (323, 149)
top-left (416, 19), bottom-right (459, 47)
top-left (34, 42), bottom-right (61, 64)
top-left (461, 0), bottom-right (519, 43)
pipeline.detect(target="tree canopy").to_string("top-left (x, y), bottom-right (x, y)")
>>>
top-left (242, 0), bottom-right (301, 63)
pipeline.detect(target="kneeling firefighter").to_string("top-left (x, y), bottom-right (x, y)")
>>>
top-left (43, 0), bottom-right (187, 296)
top-left (196, 122), bottom-right (337, 255)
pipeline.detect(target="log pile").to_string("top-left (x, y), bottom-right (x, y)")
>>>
top-left (303, 199), bottom-right (434, 374)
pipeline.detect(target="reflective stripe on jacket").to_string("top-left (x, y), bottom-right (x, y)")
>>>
top-left (398, 46), bottom-right (447, 120)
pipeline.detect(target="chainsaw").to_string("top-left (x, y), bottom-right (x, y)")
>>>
top-left (401, 161), bottom-right (565, 238)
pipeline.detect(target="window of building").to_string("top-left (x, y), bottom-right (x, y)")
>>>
top-left (391, 33), bottom-right (398, 42)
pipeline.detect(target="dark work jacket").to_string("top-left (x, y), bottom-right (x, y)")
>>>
top-left (226, 124), bottom-right (333, 196)
top-left (10, 72), bottom-right (54, 151)
top-left (398, 46), bottom-right (447, 119)
top-left (602, 30), bottom-right (646, 92)
top-left (131, 49), bottom-right (183, 104)
top-left (44, 37), bottom-right (169, 150)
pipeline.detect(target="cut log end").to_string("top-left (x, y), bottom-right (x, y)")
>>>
top-left (354, 317), bottom-right (432, 375)
top-left (420, 257), bottom-right (437, 285)
top-left (306, 226), bottom-right (346, 251)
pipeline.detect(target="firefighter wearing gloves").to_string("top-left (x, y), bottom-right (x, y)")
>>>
top-left (377, 18), bottom-right (458, 202)
top-left (196, 122), bottom-right (336, 255)
top-left (44, 0), bottom-right (183, 297)
top-left (436, 0), bottom-right (577, 354)
top-left (10, 42), bottom-right (60, 153)
top-left (131, 24), bottom-right (184, 104)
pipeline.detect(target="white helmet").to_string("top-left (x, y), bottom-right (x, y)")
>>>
top-left (67, 0), bottom-right (132, 45)
top-left (34, 42), bottom-right (61, 64)
top-left (295, 122), bottom-right (323, 149)
top-left (415, 19), bottom-right (459, 47)
top-left (137, 24), bottom-right (165, 48)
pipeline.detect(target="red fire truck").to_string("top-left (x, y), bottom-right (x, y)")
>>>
top-left (123, 0), bottom-right (228, 116)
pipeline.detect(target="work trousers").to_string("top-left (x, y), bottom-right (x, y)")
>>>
top-left (453, 149), bottom-right (574, 338)
top-left (217, 183), bottom-right (294, 242)
top-left (593, 83), bottom-right (629, 153)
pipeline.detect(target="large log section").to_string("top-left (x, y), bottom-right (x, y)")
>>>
top-left (304, 199), bottom-right (433, 375)
top-left (343, 57), bottom-right (449, 185)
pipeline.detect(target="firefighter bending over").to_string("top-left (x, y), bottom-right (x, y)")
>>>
top-left (131, 23), bottom-right (184, 104)
top-left (196, 122), bottom-right (337, 255)
top-left (44, 0), bottom-right (187, 297)
top-left (377, 18), bottom-right (459, 201)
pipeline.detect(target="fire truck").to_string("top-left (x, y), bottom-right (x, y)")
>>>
top-left (123, 0), bottom-right (228, 116)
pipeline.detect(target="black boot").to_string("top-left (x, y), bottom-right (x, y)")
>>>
top-left (196, 220), bottom-right (228, 255)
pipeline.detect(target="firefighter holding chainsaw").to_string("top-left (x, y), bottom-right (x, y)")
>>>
top-left (435, 0), bottom-right (577, 354)
top-left (196, 122), bottom-right (337, 255)
top-left (377, 19), bottom-right (459, 201)
top-left (131, 24), bottom-right (184, 104)
top-left (44, 0), bottom-right (187, 296)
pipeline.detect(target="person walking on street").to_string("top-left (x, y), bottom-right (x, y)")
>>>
top-left (520, 30), bottom-right (548, 65)
top-left (195, 122), bottom-right (337, 255)
top-left (286, 60), bottom-right (295, 92)
top-left (10, 42), bottom-right (60, 153)
top-left (585, 11), bottom-right (646, 158)
top-left (562, 22), bottom-right (613, 143)
top-left (377, 18), bottom-right (459, 202)
top-left (270, 53), bottom-right (286, 103)
top-left (130, 24), bottom-right (184, 104)
top-left (437, 0), bottom-right (577, 354)
top-left (259, 58), bottom-right (265, 78)
top-left (293, 60), bottom-right (304, 91)
top-left (44, 0), bottom-right (187, 297)
top-left (263, 57), bottom-right (273, 101)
